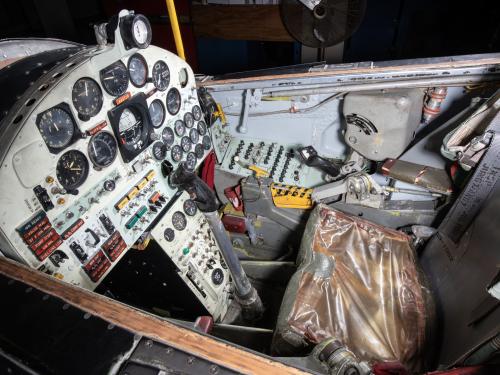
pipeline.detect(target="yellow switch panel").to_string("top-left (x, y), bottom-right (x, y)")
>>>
top-left (145, 170), bottom-right (156, 181)
top-left (271, 183), bottom-right (313, 210)
top-left (127, 187), bottom-right (139, 200)
top-left (136, 178), bottom-right (148, 190)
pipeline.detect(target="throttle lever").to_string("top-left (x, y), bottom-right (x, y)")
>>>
top-left (298, 145), bottom-right (341, 177)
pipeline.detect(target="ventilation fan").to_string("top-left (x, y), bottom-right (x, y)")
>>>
top-left (280, 0), bottom-right (367, 48)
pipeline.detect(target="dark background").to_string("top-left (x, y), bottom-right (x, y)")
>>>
top-left (0, 0), bottom-right (499, 75)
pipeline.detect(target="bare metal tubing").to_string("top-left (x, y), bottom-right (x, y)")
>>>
top-left (263, 74), bottom-right (499, 97)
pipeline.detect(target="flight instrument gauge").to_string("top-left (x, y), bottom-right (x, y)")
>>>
top-left (170, 145), bottom-right (183, 162)
top-left (152, 61), bottom-right (170, 91)
top-left (179, 68), bottom-right (188, 88)
top-left (72, 78), bottom-right (103, 119)
top-left (185, 152), bottom-right (197, 171)
top-left (180, 136), bottom-right (192, 152)
top-left (152, 141), bottom-right (167, 160)
top-left (161, 127), bottom-right (175, 147)
top-left (172, 211), bottom-right (187, 231)
top-left (56, 150), bottom-right (89, 191)
top-left (148, 99), bottom-right (165, 128)
top-left (128, 54), bottom-right (148, 87)
top-left (174, 120), bottom-right (185, 136)
top-left (184, 112), bottom-right (194, 128)
top-left (100, 60), bottom-right (129, 97)
top-left (189, 128), bottom-right (199, 144)
top-left (164, 228), bottom-right (175, 242)
top-left (202, 135), bottom-right (212, 150)
top-left (119, 108), bottom-right (144, 147)
top-left (37, 106), bottom-right (75, 150)
top-left (197, 121), bottom-right (207, 136)
top-left (192, 105), bottom-right (202, 121)
top-left (120, 13), bottom-right (152, 49)
top-left (194, 144), bottom-right (204, 159)
top-left (88, 131), bottom-right (117, 168)
top-left (166, 88), bottom-right (181, 115)
top-left (183, 199), bottom-right (197, 216)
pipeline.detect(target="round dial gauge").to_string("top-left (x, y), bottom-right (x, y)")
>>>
top-left (128, 54), bottom-right (148, 87)
top-left (119, 108), bottom-right (144, 147)
top-left (152, 61), bottom-right (170, 91)
top-left (192, 105), bottom-right (202, 121)
top-left (184, 112), bottom-right (194, 128)
top-left (170, 145), bottom-right (183, 162)
top-left (171, 211), bottom-right (187, 231)
top-left (189, 128), bottom-right (199, 144)
top-left (194, 143), bottom-right (204, 159)
top-left (180, 136), bottom-right (192, 152)
top-left (185, 152), bottom-right (197, 171)
top-left (166, 88), bottom-right (181, 115)
top-left (164, 228), bottom-right (175, 242)
top-left (202, 135), bottom-right (212, 150)
top-left (197, 121), bottom-right (207, 136)
top-left (148, 99), bottom-right (165, 128)
top-left (179, 68), bottom-right (188, 88)
top-left (72, 78), bottom-right (103, 118)
top-left (37, 107), bottom-right (75, 149)
top-left (152, 141), bottom-right (167, 160)
top-left (100, 60), bottom-right (128, 97)
top-left (161, 127), bottom-right (175, 147)
top-left (131, 15), bottom-right (151, 47)
top-left (183, 199), bottom-right (197, 216)
top-left (88, 131), bottom-right (117, 168)
top-left (56, 150), bottom-right (89, 191)
top-left (174, 120), bottom-right (185, 137)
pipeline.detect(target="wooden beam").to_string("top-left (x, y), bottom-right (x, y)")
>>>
top-left (191, 5), bottom-right (293, 42)
top-left (0, 257), bottom-right (306, 375)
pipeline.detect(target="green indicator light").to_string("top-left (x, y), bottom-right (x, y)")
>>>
top-left (182, 247), bottom-right (190, 255)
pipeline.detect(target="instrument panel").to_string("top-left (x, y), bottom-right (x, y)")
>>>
top-left (0, 38), bottom-right (213, 290)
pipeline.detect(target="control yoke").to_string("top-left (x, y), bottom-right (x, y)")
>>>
top-left (169, 163), bottom-right (264, 321)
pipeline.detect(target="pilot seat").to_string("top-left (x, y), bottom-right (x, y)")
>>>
top-left (272, 204), bottom-right (434, 372)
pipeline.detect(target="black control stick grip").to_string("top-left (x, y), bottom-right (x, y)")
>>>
top-left (298, 146), bottom-right (340, 177)
top-left (169, 162), bottom-right (218, 212)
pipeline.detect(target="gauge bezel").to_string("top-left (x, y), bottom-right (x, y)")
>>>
top-left (151, 141), bottom-right (167, 160)
top-left (166, 87), bottom-right (181, 115)
top-left (128, 53), bottom-right (149, 88)
top-left (170, 144), bottom-right (183, 163)
top-left (179, 68), bottom-right (188, 88)
top-left (192, 105), bottom-right (202, 121)
top-left (87, 130), bottom-right (118, 169)
top-left (194, 143), bottom-right (204, 159)
top-left (185, 152), bottom-right (197, 171)
top-left (171, 211), bottom-right (187, 231)
top-left (99, 60), bottom-right (129, 97)
top-left (162, 127), bottom-right (175, 147)
top-left (152, 60), bottom-right (170, 91)
top-left (174, 119), bottom-right (186, 137)
top-left (148, 99), bottom-right (166, 128)
top-left (56, 149), bottom-right (90, 191)
top-left (120, 13), bottom-right (152, 50)
top-left (202, 135), bottom-right (212, 150)
top-left (183, 199), bottom-right (198, 216)
top-left (71, 77), bottom-right (103, 120)
top-left (107, 93), bottom-right (153, 163)
top-left (197, 120), bottom-right (207, 136)
top-left (35, 102), bottom-right (80, 154)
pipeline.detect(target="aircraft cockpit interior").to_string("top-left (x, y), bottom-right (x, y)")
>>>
top-left (0, 9), bottom-right (499, 375)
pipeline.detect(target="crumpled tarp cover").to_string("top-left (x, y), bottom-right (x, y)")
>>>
top-left (272, 205), bottom-right (434, 372)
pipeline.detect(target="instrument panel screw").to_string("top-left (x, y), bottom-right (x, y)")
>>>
top-left (187, 356), bottom-right (195, 365)
top-left (145, 339), bottom-right (153, 348)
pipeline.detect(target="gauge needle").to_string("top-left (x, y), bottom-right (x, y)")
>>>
top-left (85, 81), bottom-right (88, 96)
top-left (92, 142), bottom-right (98, 155)
top-left (53, 123), bottom-right (59, 132)
top-left (70, 168), bottom-right (82, 171)
top-left (103, 76), bottom-right (115, 80)
top-left (70, 161), bottom-right (74, 168)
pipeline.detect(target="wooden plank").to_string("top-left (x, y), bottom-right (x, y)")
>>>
top-left (0, 257), bottom-right (306, 375)
top-left (191, 5), bottom-right (293, 42)
top-left (198, 56), bottom-right (500, 87)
